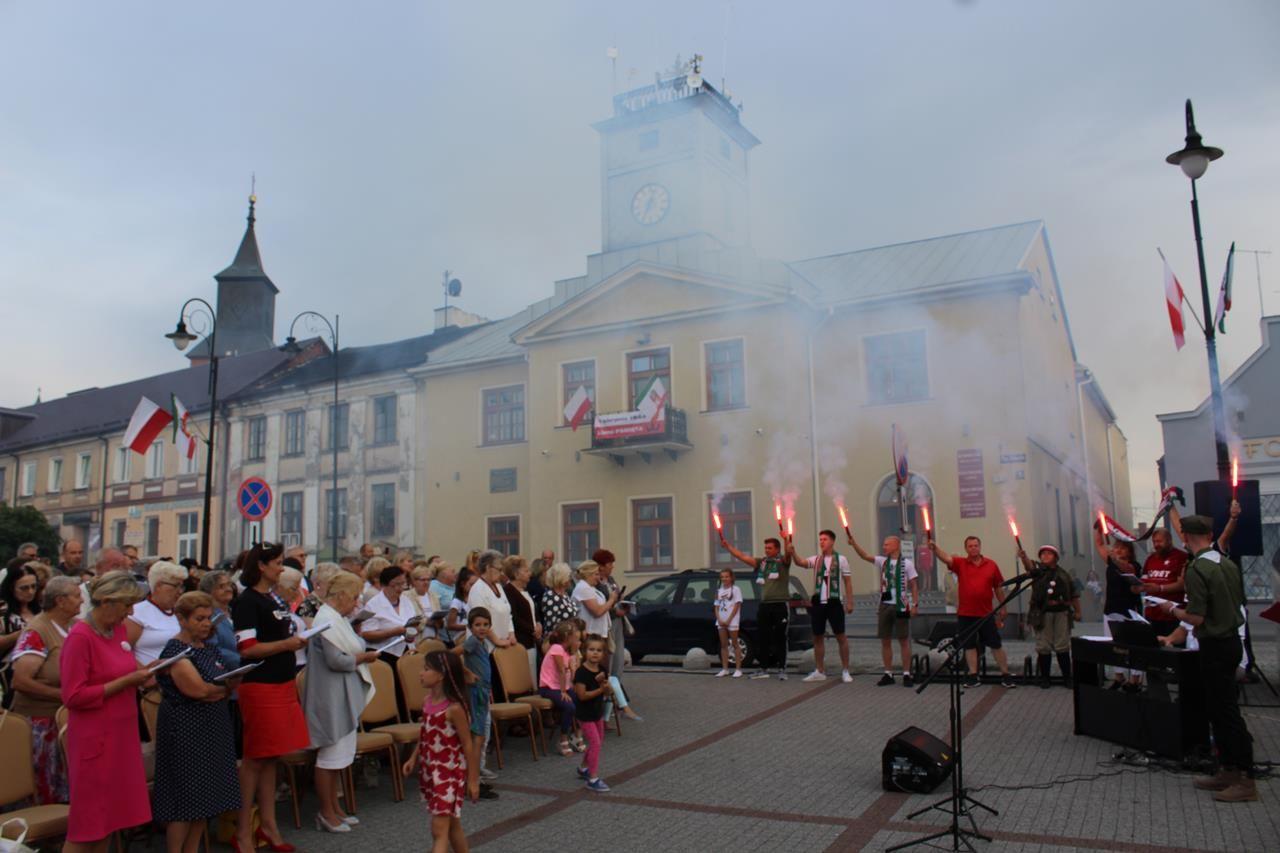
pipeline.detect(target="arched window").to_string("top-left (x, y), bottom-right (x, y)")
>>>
top-left (876, 473), bottom-right (936, 592)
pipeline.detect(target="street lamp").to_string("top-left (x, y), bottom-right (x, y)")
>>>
top-left (1166, 99), bottom-right (1230, 481)
top-left (283, 312), bottom-right (340, 560)
top-left (165, 297), bottom-right (219, 567)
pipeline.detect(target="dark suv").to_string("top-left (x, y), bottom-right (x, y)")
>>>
top-left (625, 569), bottom-right (813, 666)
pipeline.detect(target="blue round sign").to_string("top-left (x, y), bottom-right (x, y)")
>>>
top-left (237, 477), bottom-right (273, 521)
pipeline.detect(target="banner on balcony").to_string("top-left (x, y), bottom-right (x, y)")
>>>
top-left (594, 378), bottom-right (667, 440)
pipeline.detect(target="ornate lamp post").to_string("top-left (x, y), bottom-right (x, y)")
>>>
top-left (283, 312), bottom-right (340, 559)
top-left (164, 298), bottom-right (218, 567)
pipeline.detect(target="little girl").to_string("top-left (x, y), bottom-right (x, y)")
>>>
top-left (539, 620), bottom-right (581, 756)
top-left (714, 568), bottom-right (744, 678)
top-left (574, 634), bottom-right (612, 792)
top-left (401, 651), bottom-right (478, 853)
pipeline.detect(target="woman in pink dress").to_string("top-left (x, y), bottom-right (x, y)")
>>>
top-left (60, 571), bottom-right (154, 853)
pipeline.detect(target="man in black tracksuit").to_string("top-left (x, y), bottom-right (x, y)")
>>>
top-left (722, 536), bottom-right (793, 680)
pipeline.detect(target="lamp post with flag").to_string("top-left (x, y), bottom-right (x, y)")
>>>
top-left (1166, 99), bottom-right (1231, 481)
top-left (164, 297), bottom-right (219, 567)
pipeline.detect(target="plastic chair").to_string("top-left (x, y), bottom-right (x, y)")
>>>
top-left (0, 710), bottom-right (69, 846)
top-left (491, 644), bottom-right (551, 755)
top-left (365, 659), bottom-right (421, 757)
top-left (396, 653), bottom-right (428, 719)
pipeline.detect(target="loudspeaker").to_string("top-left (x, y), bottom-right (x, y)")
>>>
top-left (1193, 480), bottom-right (1263, 556)
top-left (882, 726), bottom-right (954, 793)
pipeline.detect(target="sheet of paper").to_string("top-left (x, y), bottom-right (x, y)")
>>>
top-left (147, 646), bottom-right (193, 673)
top-left (1127, 610), bottom-right (1150, 624)
top-left (1144, 595), bottom-right (1172, 608)
top-left (1080, 635), bottom-right (1112, 642)
top-left (299, 622), bottom-right (333, 640)
top-left (212, 661), bottom-right (263, 682)
top-left (374, 637), bottom-right (406, 654)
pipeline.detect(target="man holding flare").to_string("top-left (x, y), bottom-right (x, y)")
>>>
top-left (844, 520), bottom-right (919, 687)
top-left (717, 515), bottom-right (795, 682)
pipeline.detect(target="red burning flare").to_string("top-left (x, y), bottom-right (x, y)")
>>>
top-left (1008, 518), bottom-right (1019, 539)
top-left (787, 516), bottom-right (794, 537)
top-left (712, 511), bottom-right (722, 531)
top-left (775, 503), bottom-right (783, 522)
top-left (1098, 510), bottom-right (1108, 536)
top-left (921, 506), bottom-right (931, 532)
top-left (838, 506), bottom-right (849, 530)
top-left (1232, 456), bottom-right (1239, 489)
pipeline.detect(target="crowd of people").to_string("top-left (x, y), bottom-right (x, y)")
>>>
top-left (0, 540), bottom-right (643, 852)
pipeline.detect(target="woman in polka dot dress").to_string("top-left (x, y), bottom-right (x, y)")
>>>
top-left (401, 650), bottom-right (479, 852)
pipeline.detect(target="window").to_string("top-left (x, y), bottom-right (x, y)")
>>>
top-left (562, 361), bottom-right (595, 426)
top-left (326, 404), bottom-right (350, 451)
top-left (246, 416), bottom-right (267, 461)
top-left (114, 447), bottom-right (131, 483)
top-left (865, 330), bottom-right (929, 405)
top-left (483, 386), bottom-right (525, 445)
top-left (371, 483), bottom-right (396, 538)
top-left (47, 458), bottom-right (63, 493)
top-left (21, 462), bottom-right (36, 496)
top-left (113, 519), bottom-right (127, 548)
top-left (487, 516), bottom-right (520, 556)
top-left (281, 491), bottom-right (303, 539)
top-left (628, 349), bottom-right (671, 408)
top-left (145, 441), bottom-right (164, 479)
top-left (179, 446), bottom-right (199, 476)
top-left (145, 517), bottom-right (160, 557)
top-left (638, 129), bottom-right (659, 150)
top-left (632, 497), bottom-right (674, 570)
top-left (705, 339), bottom-right (745, 411)
top-left (283, 410), bottom-right (305, 457)
top-left (631, 578), bottom-right (678, 607)
top-left (325, 488), bottom-right (348, 539)
top-left (681, 577), bottom-right (719, 606)
top-left (563, 503), bottom-right (600, 566)
top-left (177, 512), bottom-right (199, 561)
top-left (373, 395), bottom-right (397, 445)
top-left (75, 452), bottom-right (92, 490)
top-left (710, 491), bottom-right (752, 566)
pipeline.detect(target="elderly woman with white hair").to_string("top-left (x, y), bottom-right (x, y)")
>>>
top-left (539, 562), bottom-right (579, 641)
top-left (126, 560), bottom-right (187, 666)
top-left (276, 566), bottom-right (309, 670)
top-left (11, 575), bottom-right (82, 803)
top-left (296, 562), bottom-right (342, 623)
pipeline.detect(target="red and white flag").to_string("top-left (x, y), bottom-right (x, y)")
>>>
top-left (563, 384), bottom-right (592, 432)
top-left (171, 394), bottom-right (198, 460)
top-left (1161, 250), bottom-right (1187, 351)
top-left (124, 397), bottom-right (174, 454)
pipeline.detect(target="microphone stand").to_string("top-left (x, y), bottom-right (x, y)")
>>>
top-left (887, 569), bottom-right (1038, 852)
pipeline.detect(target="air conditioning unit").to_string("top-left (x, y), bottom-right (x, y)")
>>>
top-left (282, 533), bottom-right (301, 548)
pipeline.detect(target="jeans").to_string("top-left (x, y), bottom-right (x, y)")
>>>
top-left (1199, 635), bottom-right (1254, 772)
top-left (538, 687), bottom-right (576, 734)
top-left (580, 718), bottom-right (605, 778)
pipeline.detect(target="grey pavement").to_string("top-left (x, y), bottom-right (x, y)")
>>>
top-left (266, 632), bottom-right (1279, 853)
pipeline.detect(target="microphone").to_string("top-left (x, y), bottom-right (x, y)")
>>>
top-left (1001, 571), bottom-right (1038, 587)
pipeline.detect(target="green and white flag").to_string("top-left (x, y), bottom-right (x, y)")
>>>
top-left (1214, 242), bottom-right (1235, 334)
top-left (635, 376), bottom-right (667, 422)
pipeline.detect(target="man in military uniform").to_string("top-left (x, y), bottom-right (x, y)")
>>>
top-left (1017, 545), bottom-right (1081, 688)
top-left (722, 536), bottom-right (794, 681)
top-left (1157, 515), bottom-right (1255, 802)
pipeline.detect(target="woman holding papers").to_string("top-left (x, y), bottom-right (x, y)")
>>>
top-left (231, 541), bottom-right (309, 853)
top-left (302, 572), bottom-right (380, 833)
top-left (59, 571), bottom-right (154, 852)
top-left (152, 591), bottom-right (242, 853)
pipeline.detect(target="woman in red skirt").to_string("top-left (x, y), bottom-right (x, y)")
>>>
top-left (232, 542), bottom-right (309, 853)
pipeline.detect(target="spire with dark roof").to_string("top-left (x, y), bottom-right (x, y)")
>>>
top-left (215, 195), bottom-right (277, 291)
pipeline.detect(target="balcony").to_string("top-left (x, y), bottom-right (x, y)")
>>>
top-left (584, 406), bottom-right (692, 466)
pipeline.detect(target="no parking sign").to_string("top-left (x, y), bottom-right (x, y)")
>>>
top-left (237, 477), bottom-right (273, 521)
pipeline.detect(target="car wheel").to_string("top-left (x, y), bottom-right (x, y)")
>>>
top-left (730, 634), bottom-right (756, 667)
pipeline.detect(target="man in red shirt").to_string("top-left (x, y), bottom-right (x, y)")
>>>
top-left (1136, 527), bottom-right (1188, 636)
top-left (931, 535), bottom-right (1016, 688)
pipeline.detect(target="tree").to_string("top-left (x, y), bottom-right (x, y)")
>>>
top-left (0, 504), bottom-right (61, 564)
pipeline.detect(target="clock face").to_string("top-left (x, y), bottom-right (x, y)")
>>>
top-left (631, 183), bottom-right (670, 225)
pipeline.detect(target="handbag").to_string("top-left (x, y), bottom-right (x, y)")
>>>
top-left (0, 818), bottom-right (37, 853)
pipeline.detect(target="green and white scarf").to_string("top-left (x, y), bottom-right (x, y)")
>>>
top-left (817, 551), bottom-right (841, 603)
top-left (756, 556), bottom-right (782, 585)
top-left (882, 555), bottom-right (908, 614)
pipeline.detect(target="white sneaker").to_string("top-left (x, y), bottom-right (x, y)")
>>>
top-left (732, 669), bottom-right (743, 679)
top-left (715, 669), bottom-right (729, 678)
top-left (778, 672), bottom-right (788, 680)
top-left (802, 671), bottom-right (827, 682)
top-left (841, 670), bottom-right (853, 683)
top-left (479, 767), bottom-right (498, 781)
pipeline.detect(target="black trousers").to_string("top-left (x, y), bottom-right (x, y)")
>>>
top-left (1198, 635), bottom-right (1254, 772)
top-left (756, 602), bottom-right (790, 670)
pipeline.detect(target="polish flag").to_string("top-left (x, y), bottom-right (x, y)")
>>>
top-left (563, 385), bottom-right (592, 431)
top-left (1161, 251), bottom-right (1187, 351)
top-left (124, 397), bottom-right (174, 454)
top-left (171, 394), bottom-right (198, 460)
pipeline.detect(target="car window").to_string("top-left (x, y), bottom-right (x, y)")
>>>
top-left (680, 578), bottom-right (718, 605)
top-left (632, 578), bottom-right (679, 607)
top-left (735, 578), bottom-right (758, 601)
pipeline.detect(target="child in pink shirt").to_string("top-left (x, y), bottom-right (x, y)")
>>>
top-left (538, 620), bottom-right (581, 755)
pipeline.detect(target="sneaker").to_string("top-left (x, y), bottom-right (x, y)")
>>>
top-left (478, 784), bottom-right (499, 800)
top-left (732, 669), bottom-right (743, 679)
top-left (479, 767), bottom-right (498, 781)
top-left (876, 673), bottom-right (894, 687)
top-left (585, 778), bottom-right (611, 793)
top-left (749, 671), bottom-right (770, 680)
top-left (715, 669), bottom-right (730, 678)
top-left (576, 766), bottom-right (590, 781)
top-left (778, 672), bottom-right (788, 681)
top-left (1001, 674), bottom-right (1017, 689)
top-left (962, 675), bottom-right (981, 689)
top-left (802, 671), bottom-right (827, 683)
top-left (902, 673), bottom-right (914, 688)
top-left (841, 670), bottom-right (853, 684)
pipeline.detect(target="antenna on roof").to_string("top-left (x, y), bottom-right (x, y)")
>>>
top-left (607, 44), bottom-right (618, 96)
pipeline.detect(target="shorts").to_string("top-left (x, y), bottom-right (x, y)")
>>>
top-left (315, 728), bottom-right (358, 770)
top-left (238, 681), bottom-right (310, 759)
top-left (810, 596), bottom-right (846, 637)
top-left (716, 617), bottom-right (741, 632)
top-left (955, 615), bottom-right (1002, 650)
top-left (469, 684), bottom-right (491, 737)
top-left (877, 604), bottom-right (910, 640)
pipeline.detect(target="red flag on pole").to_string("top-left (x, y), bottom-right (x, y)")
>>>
top-left (124, 397), bottom-right (174, 454)
top-left (1162, 252), bottom-right (1187, 351)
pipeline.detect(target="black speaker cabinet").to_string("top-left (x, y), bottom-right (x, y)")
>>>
top-left (1193, 479), bottom-right (1263, 556)
top-left (882, 726), bottom-right (954, 793)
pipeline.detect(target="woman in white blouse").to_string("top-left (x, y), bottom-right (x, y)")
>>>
top-left (359, 565), bottom-right (419, 659)
top-left (465, 550), bottom-right (515, 646)
top-left (126, 560), bottom-right (185, 665)
top-left (572, 561), bottom-right (617, 639)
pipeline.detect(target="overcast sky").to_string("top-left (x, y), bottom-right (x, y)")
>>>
top-left (3, 1), bottom-right (1278, 515)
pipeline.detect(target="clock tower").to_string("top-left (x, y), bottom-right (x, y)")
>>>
top-left (594, 61), bottom-right (760, 253)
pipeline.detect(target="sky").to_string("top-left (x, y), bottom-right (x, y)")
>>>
top-left (2, 0), bottom-right (1278, 516)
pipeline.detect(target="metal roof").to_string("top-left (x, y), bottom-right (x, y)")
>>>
top-left (420, 292), bottom-right (574, 371)
top-left (788, 220), bottom-right (1044, 303)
